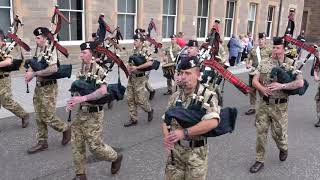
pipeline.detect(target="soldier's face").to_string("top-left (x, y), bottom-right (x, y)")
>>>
top-left (272, 45), bottom-right (285, 59)
top-left (35, 35), bottom-right (46, 47)
top-left (187, 47), bottom-right (199, 57)
top-left (258, 38), bottom-right (266, 47)
top-left (80, 49), bottom-right (93, 64)
top-left (171, 38), bottom-right (176, 44)
top-left (133, 39), bottom-right (142, 48)
top-left (179, 67), bottom-right (200, 90)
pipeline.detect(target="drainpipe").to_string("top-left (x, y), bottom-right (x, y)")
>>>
top-left (276, 0), bottom-right (283, 36)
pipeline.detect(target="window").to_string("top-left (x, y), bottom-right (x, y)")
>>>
top-left (0, 0), bottom-right (12, 34)
top-left (117, 0), bottom-right (136, 40)
top-left (266, 6), bottom-right (275, 38)
top-left (247, 3), bottom-right (257, 34)
top-left (197, 0), bottom-right (209, 38)
top-left (58, 0), bottom-right (84, 42)
top-left (162, 0), bottom-right (177, 38)
top-left (224, 1), bottom-right (236, 38)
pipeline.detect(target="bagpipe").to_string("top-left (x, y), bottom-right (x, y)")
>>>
top-left (69, 62), bottom-right (126, 105)
top-left (0, 15), bottom-right (31, 72)
top-left (24, 6), bottom-right (72, 81)
top-left (128, 54), bottom-right (160, 72)
top-left (164, 81), bottom-right (237, 138)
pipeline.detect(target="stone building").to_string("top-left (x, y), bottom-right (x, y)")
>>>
top-left (0, 0), bottom-right (304, 62)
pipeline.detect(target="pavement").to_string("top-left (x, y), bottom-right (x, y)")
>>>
top-left (0, 51), bottom-right (319, 180)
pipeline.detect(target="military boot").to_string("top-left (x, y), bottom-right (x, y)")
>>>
top-left (149, 90), bottom-right (156, 100)
top-left (62, 128), bottom-right (71, 145)
top-left (27, 140), bottom-right (48, 154)
top-left (72, 174), bottom-right (87, 180)
top-left (21, 113), bottom-right (30, 128)
top-left (314, 119), bottom-right (320, 127)
top-left (111, 153), bottom-right (123, 174)
top-left (148, 109), bottom-right (154, 122)
top-left (249, 161), bottom-right (264, 173)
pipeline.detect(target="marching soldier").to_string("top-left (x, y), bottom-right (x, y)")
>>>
top-left (66, 42), bottom-right (123, 180)
top-left (162, 35), bottom-right (181, 95)
top-left (25, 27), bottom-right (71, 154)
top-left (124, 34), bottom-right (154, 127)
top-left (249, 37), bottom-right (304, 173)
top-left (313, 46), bottom-right (320, 127)
top-left (162, 46), bottom-right (220, 179)
top-left (245, 32), bottom-right (272, 115)
top-left (0, 29), bottom-right (29, 128)
top-left (135, 28), bottom-right (156, 100)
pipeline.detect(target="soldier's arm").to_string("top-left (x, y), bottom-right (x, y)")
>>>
top-left (35, 49), bottom-right (59, 77)
top-left (246, 51), bottom-right (253, 67)
top-left (83, 84), bottom-right (108, 101)
top-left (282, 73), bottom-right (304, 90)
top-left (0, 56), bottom-right (13, 67)
top-left (136, 60), bottom-right (153, 70)
top-left (252, 73), bottom-right (263, 90)
top-left (34, 64), bottom-right (58, 77)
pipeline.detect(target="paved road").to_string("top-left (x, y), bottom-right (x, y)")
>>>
top-left (0, 52), bottom-right (319, 180)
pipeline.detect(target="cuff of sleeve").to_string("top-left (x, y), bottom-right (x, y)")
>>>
top-left (201, 112), bottom-right (220, 123)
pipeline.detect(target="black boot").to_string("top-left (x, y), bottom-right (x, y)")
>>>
top-left (249, 161), bottom-right (264, 173)
top-left (315, 119), bottom-right (320, 127)
top-left (148, 109), bottom-right (154, 122)
top-left (149, 90), bottom-right (156, 100)
top-left (279, 150), bottom-right (288, 161)
top-left (124, 119), bottom-right (138, 127)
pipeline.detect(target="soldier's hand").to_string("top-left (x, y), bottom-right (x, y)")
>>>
top-left (260, 86), bottom-right (273, 97)
top-left (128, 66), bottom-right (137, 73)
top-left (66, 96), bottom-right (86, 111)
top-left (163, 135), bottom-right (174, 151)
top-left (167, 129), bottom-right (184, 143)
top-left (267, 82), bottom-right (283, 91)
top-left (24, 71), bottom-right (35, 82)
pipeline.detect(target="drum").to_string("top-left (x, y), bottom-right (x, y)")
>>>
top-left (162, 62), bottom-right (176, 79)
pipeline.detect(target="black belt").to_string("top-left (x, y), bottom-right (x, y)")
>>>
top-left (263, 96), bottom-right (287, 104)
top-left (36, 80), bottom-right (57, 87)
top-left (178, 139), bottom-right (207, 148)
top-left (134, 72), bottom-right (145, 77)
top-left (80, 105), bottom-right (103, 113)
top-left (0, 74), bottom-right (9, 79)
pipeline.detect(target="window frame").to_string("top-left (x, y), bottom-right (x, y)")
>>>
top-left (117, 0), bottom-right (137, 42)
top-left (266, 6), bottom-right (275, 39)
top-left (162, 0), bottom-right (178, 41)
top-left (0, 0), bottom-right (13, 37)
top-left (247, 3), bottom-right (257, 35)
top-left (224, 0), bottom-right (236, 40)
top-left (196, 0), bottom-right (210, 40)
top-left (58, 0), bottom-right (85, 46)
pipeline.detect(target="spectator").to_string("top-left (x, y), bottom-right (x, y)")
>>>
top-left (227, 34), bottom-right (241, 66)
top-left (176, 32), bottom-right (186, 48)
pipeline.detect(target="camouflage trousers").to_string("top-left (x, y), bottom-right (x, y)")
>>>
top-left (314, 86), bottom-right (320, 118)
top-left (255, 101), bottom-right (288, 162)
top-left (0, 76), bottom-right (27, 119)
top-left (71, 110), bottom-right (118, 174)
top-left (33, 83), bottom-right (69, 140)
top-left (145, 73), bottom-right (154, 92)
top-left (127, 76), bottom-right (152, 121)
top-left (248, 75), bottom-right (257, 108)
top-left (165, 144), bottom-right (208, 180)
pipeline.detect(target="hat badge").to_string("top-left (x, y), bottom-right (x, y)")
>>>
top-left (86, 43), bottom-right (91, 49)
top-left (38, 29), bottom-right (42, 35)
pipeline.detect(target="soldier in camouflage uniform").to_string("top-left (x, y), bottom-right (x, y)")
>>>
top-left (162, 40), bottom-right (220, 180)
top-left (25, 27), bottom-right (71, 154)
top-left (162, 35), bottom-right (181, 95)
top-left (245, 32), bottom-right (272, 115)
top-left (66, 42), bottom-right (123, 180)
top-left (124, 34), bottom-right (154, 127)
top-left (313, 47), bottom-right (320, 127)
top-left (0, 29), bottom-right (29, 128)
top-left (249, 37), bottom-right (304, 173)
